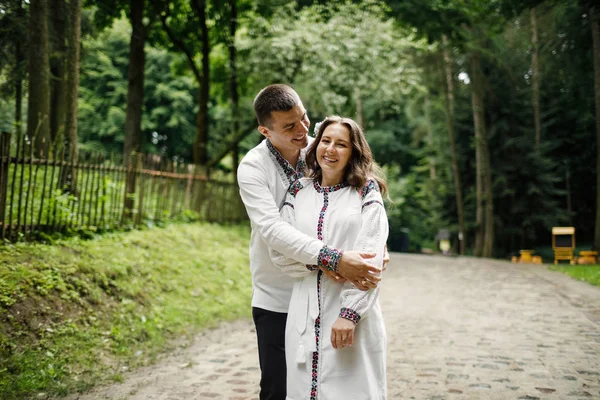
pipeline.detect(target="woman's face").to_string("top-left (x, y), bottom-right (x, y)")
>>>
top-left (316, 123), bottom-right (353, 180)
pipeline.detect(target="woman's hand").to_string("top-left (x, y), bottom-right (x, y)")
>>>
top-left (331, 317), bottom-right (356, 349)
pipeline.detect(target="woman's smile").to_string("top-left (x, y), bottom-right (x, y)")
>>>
top-left (317, 123), bottom-right (353, 186)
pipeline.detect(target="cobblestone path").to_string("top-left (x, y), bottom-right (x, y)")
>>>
top-left (67, 253), bottom-right (600, 399)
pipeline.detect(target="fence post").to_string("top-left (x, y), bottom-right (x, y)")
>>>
top-left (136, 154), bottom-right (144, 225)
top-left (0, 132), bottom-right (12, 239)
top-left (185, 164), bottom-right (193, 212)
top-left (123, 151), bottom-right (137, 223)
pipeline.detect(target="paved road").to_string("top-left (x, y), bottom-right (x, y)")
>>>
top-left (67, 253), bottom-right (600, 400)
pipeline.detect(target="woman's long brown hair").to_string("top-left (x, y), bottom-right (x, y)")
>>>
top-left (305, 116), bottom-right (388, 196)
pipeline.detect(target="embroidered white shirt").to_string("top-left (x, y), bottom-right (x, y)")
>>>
top-left (238, 138), bottom-right (341, 313)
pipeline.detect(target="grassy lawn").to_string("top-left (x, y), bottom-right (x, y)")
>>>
top-left (549, 264), bottom-right (600, 287)
top-left (0, 222), bottom-right (252, 399)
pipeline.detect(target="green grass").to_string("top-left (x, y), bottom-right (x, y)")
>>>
top-left (0, 222), bottom-right (252, 399)
top-left (550, 264), bottom-right (600, 287)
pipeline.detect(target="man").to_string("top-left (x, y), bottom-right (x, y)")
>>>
top-left (237, 84), bottom-right (382, 400)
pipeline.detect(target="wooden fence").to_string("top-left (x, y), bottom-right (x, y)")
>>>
top-left (0, 131), bottom-right (247, 241)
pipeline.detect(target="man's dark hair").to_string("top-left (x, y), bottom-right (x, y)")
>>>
top-left (253, 84), bottom-right (300, 128)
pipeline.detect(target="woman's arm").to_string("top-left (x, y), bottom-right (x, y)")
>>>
top-left (331, 181), bottom-right (389, 348)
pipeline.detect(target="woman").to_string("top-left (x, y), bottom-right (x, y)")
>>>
top-left (270, 116), bottom-right (389, 400)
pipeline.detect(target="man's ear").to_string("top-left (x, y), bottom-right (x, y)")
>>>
top-left (258, 126), bottom-right (270, 139)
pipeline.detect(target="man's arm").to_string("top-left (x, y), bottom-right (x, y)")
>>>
top-left (238, 158), bottom-right (379, 288)
top-left (238, 159), bottom-right (323, 264)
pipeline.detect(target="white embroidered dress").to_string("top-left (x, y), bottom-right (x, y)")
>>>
top-left (271, 177), bottom-right (389, 400)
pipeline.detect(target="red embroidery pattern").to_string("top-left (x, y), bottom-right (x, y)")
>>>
top-left (362, 199), bottom-right (383, 209)
top-left (339, 307), bottom-right (361, 324)
top-left (266, 139), bottom-right (306, 184)
top-left (309, 179), bottom-right (349, 399)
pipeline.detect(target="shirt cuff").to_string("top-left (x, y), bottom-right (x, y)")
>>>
top-left (339, 307), bottom-right (361, 324)
top-left (317, 245), bottom-right (342, 272)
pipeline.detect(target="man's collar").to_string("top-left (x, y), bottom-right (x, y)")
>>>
top-left (266, 139), bottom-right (305, 181)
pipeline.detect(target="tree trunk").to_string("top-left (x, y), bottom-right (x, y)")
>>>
top-left (355, 87), bottom-right (364, 128)
top-left (442, 35), bottom-right (466, 255)
top-left (482, 125), bottom-right (494, 257)
top-left (123, 0), bottom-right (146, 219)
top-left (471, 49), bottom-right (494, 257)
top-left (63, 0), bottom-right (81, 192)
top-left (472, 53), bottom-right (484, 257)
top-left (14, 0), bottom-right (25, 138)
top-left (229, 0), bottom-right (239, 181)
top-left (192, 0), bottom-right (210, 166)
top-left (591, 6), bottom-right (600, 251)
top-left (531, 7), bottom-right (541, 148)
top-left (15, 54), bottom-right (23, 138)
top-left (27, 0), bottom-right (51, 156)
top-left (207, 120), bottom-right (254, 168)
top-left (566, 161), bottom-right (573, 226)
top-left (232, 143), bottom-right (239, 182)
top-left (49, 0), bottom-right (68, 146)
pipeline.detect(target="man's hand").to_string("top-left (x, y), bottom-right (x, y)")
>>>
top-left (382, 245), bottom-right (390, 272)
top-left (331, 317), bottom-right (355, 349)
top-left (320, 266), bottom-right (347, 283)
top-left (337, 251), bottom-right (381, 291)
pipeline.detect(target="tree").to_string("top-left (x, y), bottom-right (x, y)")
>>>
top-left (49, 0), bottom-right (67, 145)
top-left (441, 34), bottom-right (466, 255)
top-left (77, 17), bottom-right (199, 159)
top-left (194, 0), bottom-right (210, 167)
top-left (531, 6), bottom-right (541, 148)
top-left (590, 5), bottom-right (600, 250)
top-left (122, 0), bottom-right (149, 218)
top-left (123, 0), bottom-right (146, 166)
top-left (383, 0), bottom-right (478, 254)
top-left (468, 42), bottom-right (494, 257)
top-left (27, 0), bottom-right (51, 155)
top-left (228, 0), bottom-right (240, 179)
top-left (0, 0), bottom-right (28, 136)
top-left (159, 0), bottom-right (210, 167)
top-left (63, 0), bottom-right (82, 191)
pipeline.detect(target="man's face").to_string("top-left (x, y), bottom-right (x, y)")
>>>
top-left (259, 103), bottom-right (310, 154)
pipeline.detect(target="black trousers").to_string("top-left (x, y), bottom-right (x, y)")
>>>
top-left (252, 307), bottom-right (287, 400)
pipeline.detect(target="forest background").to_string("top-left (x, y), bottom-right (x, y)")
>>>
top-left (1, 0), bottom-right (599, 259)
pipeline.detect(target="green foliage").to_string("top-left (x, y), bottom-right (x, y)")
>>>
top-left (0, 0), bottom-right (597, 256)
top-left (78, 17), bottom-right (199, 159)
top-left (378, 0), bottom-right (595, 255)
top-left (0, 222), bottom-right (252, 399)
top-left (241, 1), bottom-right (428, 120)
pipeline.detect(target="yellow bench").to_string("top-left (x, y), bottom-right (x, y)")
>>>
top-left (511, 250), bottom-right (543, 264)
top-left (576, 251), bottom-right (598, 265)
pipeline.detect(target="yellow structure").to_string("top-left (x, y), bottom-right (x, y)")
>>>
top-left (512, 250), bottom-right (543, 264)
top-left (519, 250), bottom-right (534, 263)
top-left (577, 251), bottom-right (598, 265)
top-left (552, 226), bottom-right (575, 264)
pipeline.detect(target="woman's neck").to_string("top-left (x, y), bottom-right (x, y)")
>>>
top-left (320, 171), bottom-right (344, 187)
